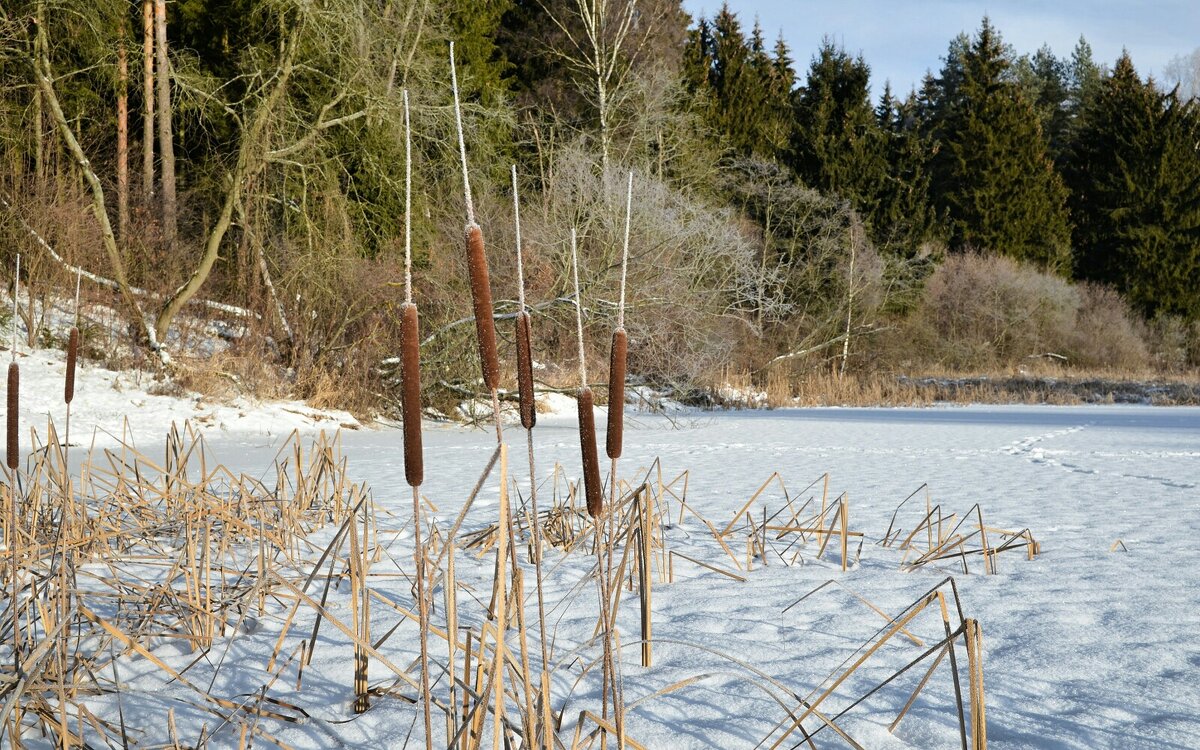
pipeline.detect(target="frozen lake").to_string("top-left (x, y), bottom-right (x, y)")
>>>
top-left (194, 403), bottom-right (1200, 748)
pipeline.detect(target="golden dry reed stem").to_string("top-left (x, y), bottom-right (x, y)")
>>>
top-left (605, 329), bottom-right (626, 460)
top-left (445, 540), bottom-right (460, 742)
top-left (400, 304), bottom-right (423, 487)
top-left (492, 445), bottom-right (511, 750)
top-left (413, 483), bottom-right (433, 748)
top-left (450, 42), bottom-right (475, 225)
top-left (467, 225), bottom-right (501, 393)
top-left (7, 361), bottom-right (18, 471)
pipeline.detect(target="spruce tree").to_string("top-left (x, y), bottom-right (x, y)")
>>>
top-left (788, 39), bottom-right (886, 217)
top-left (931, 18), bottom-right (1071, 268)
top-left (1067, 53), bottom-right (1200, 317)
top-left (1014, 45), bottom-right (1070, 161)
top-left (874, 90), bottom-right (940, 255)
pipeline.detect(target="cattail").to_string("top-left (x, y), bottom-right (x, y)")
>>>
top-left (466, 224), bottom-right (501, 392)
top-left (7, 361), bottom-right (18, 470)
top-left (577, 387), bottom-right (602, 517)
top-left (605, 328), bottom-right (627, 459)
top-left (65, 326), bottom-right (79, 404)
top-left (516, 312), bottom-right (536, 430)
top-left (400, 303), bottom-right (423, 487)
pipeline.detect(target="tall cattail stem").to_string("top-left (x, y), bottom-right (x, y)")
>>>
top-left (400, 87), bottom-right (432, 749)
top-left (512, 166), bottom-right (549, 685)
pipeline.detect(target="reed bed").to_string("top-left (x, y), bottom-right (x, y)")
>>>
top-left (1, 423), bottom-right (372, 747)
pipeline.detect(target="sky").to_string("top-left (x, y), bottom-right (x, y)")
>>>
top-left (679, 0), bottom-right (1200, 99)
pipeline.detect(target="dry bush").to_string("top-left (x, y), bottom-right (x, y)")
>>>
top-left (276, 234), bottom-right (404, 415)
top-left (1069, 283), bottom-right (1149, 372)
top-left (511, 145), bottom-right (775, 387)
top-left (1146, 314), bottom-right (1200, 371)
top-left (909, 252), bottom-right (1078, 369)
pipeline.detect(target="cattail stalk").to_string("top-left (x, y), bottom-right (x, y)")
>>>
top-left (572, 229), bottom-right (619, 740)
top-left (6, 363), bottom-right (16, 473)
top-left (605, 329), bottom-right (626, 459)
top-left (513, 166), bottom-right (550, 695)
top-left (451, 43), bottom-right (503, 441)
top-left (571, 230), bottom-right (601, 517)
top-left (9, 254), bottom-right (20, 472)
top-left (466, 225), bottom-right (501, 393)
top-left (400, 88), bottom-right (432, 750)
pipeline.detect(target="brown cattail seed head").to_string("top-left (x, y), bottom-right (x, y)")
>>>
top-left (65, 326), bottom-right (79, 405)
top-left (7, 362), bottom-right (18, 470)
top-left (516, 312), bottom-right (536, 430)
top-left (577, 387), bottom-right (602, 517)
top-left (466, 224), bottom-right (501, 392)
top-left (605, 327), bottom-right (627, 459)
top-left (400, 303), bottom-right (423, 487)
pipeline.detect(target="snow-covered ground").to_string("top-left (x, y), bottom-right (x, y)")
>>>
top-left (14, 346), bottom-right (360, 451)
top-left (11, 346), bottom-right (1200, 747)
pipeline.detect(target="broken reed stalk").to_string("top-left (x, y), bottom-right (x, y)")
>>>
top-left (401, 88), bottom-right (433, 750)
top-left (512, 166), bottom-right (551, 696)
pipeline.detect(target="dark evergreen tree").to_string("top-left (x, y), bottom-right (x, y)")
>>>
top-left (787, 39), bottom-right (886, 216)
top-left (873, 90), bottom-right (940, 255)
top-left (930, 18), bottom-right (1071, 268)
top-left (681, 5), bottom-right (788, 158)
top-left (1066, 53), bottom-right (1200, 317)
top-left (1014, 45), bottom-right (1070, 160)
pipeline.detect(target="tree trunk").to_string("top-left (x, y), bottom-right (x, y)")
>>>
top-left (154, 0), bottom-right (176, 245)
top-left (32, 0), bottom-right (46, 181)
top-left (152, 24), bottom-right (303, 345)
top-left (840, 223), bottom-right (857, 378)
top-left (142, 0), bottom-right (154, 200)
top-left (117, 20), bottom-right (130, 241)
top-left (35, 53), bottom-right (152, 348)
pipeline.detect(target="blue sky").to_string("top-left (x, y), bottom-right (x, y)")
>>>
top-left (680, 1), bottom-right (1200, 99)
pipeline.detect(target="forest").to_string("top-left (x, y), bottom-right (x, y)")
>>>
top-left (1, 0), bottom-right (1198, 415)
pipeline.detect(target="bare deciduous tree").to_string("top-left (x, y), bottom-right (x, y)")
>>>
top-left (540, 0), bottom-right (680, 175)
